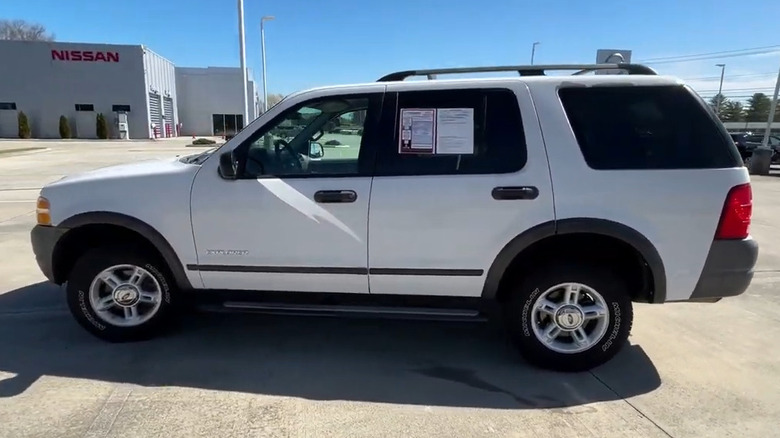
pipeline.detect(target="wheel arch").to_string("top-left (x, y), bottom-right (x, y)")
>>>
top-left (481, 218), bottom-right (667, 303)
top-left (54, 212), bottom-right (193, 290)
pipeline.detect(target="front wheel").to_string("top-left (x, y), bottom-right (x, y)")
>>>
top-left (504, 264), bottom-right (633, 372)
top-left (66, 247), bottom-right (175, 342)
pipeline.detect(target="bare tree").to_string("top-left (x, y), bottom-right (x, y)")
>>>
top-left (267, 93), bottom-right (284, 107)
top-left (0, 19), bottom-right (54, 41)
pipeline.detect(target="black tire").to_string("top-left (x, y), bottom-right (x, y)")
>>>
top-left (66, 246), bottom-right (175, 342)
top-left (504, 263), bottom-right (633, 372)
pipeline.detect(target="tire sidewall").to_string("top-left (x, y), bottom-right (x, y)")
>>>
top-left (66, 248), bottom-right (174, 341)
top-left (509, 265), bottom-right (633, 371)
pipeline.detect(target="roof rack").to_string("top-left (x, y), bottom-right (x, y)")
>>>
top-left (377, 63), bottom-right (657, 82)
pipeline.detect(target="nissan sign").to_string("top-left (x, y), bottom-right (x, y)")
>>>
top-left (51, 50), bottom-right (120, 63)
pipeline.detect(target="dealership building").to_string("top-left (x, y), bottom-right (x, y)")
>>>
top-left (0, 40), bottom-right (258, 139)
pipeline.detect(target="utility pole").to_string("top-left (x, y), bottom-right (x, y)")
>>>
top-left (530, 42), bottom-right (540, 65)
top-left (261, 16), bottom-right (275, 113)
top-left (761, 66), bottom-right (780, 149)
top-left (238, 0), bottom-right (249, 126)
top-left (716, 63), bottom-right (726, 116)
top-left (749, 64), bottom-right (780, 175)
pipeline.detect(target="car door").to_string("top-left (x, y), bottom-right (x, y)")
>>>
top-left (367, 82), bottom-right (555, 297)
top-left (189, 86), bottom-right (385, 293)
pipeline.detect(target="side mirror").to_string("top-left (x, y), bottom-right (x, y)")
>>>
top-left (218, 150), bottom-right (237, 179)
top-left (309, 142), bottom-right (324, 159)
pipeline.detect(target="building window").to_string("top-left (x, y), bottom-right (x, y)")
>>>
top-left (112, 105), bottom-right (131, 112)
top-left (0, 102), bottom-right (17, 110)
top-left (75, 104), bottom-right (95, 112)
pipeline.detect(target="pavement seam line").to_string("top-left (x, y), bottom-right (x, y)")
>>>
top-left (82, 384), bottom-right (133, 438)
top-left (588, 370), bottom-right (675, 438)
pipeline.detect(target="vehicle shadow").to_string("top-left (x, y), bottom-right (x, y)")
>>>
top-left (0, 282), bottom-right (661, 409)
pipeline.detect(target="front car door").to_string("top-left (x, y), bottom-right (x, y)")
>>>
top-left (189, 85), bottom-right (385, 293)
top-left (367, 82), bottom-right (555, 296)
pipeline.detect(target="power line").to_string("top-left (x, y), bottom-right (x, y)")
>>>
top-left (639, 45), bottom-right (780, 62)
top-left (643, 49), bottom-right (780, 65)
top-left (682, 72), bottom-right (777, 81)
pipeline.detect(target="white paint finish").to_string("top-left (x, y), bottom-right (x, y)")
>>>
top-left (369, 275), bottom-right (486, 297)
top-left (530, 80), bottom-right (750, 301)
top-left (40, 158), bottom-right (203, 287)
top-left (368, 82), bottom-right (555, 296)
top-left (197, 272), bottom-right (366, 294)
top-left (189, 167), bottom-right (371, 293)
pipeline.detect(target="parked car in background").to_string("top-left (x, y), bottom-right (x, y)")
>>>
top-left (730, 133), bottom-right (755, 163)
top-left (746, 134), bottom-right (780, 164)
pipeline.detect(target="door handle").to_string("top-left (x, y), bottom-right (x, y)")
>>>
top-left (314, 190), bottom-right (357, 203)
top-left (492, 186), bottom-right (539, 200)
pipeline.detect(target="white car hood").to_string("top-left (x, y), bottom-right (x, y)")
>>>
top-left (48, 157), bottom-right (194, 187)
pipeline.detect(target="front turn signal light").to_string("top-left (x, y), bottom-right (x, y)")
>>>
top-left (36, 196), bottom-right (51, 225)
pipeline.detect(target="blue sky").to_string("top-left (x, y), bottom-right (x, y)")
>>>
top-left (3, 0), bottom-right (780, 98)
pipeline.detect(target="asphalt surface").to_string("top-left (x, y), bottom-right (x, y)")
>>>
top-left (0, 139), bottom-right (779, 438)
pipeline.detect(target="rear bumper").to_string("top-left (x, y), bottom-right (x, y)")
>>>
top-left (689, 238), bottom-right (758, 301)
top-left (30, 225), bottom-right (68, 284)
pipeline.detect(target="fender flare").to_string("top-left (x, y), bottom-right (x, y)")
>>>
top-left (58, 212), bottom-right (193, 290)
top-left (481, 218), bottom-right (666, 303)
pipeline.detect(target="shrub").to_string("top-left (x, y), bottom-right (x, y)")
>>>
top-left (325, 139), bottom-right (342, 146)
top-left (58, 115), bottom-right (71, 139)
top-left (192, 138), bottom-right (217, 145)
top-left (96, 113), bottom-right (108, 139)
top-left (18, 111), bottom-right (31, 139)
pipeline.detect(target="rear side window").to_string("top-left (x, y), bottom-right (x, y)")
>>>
top-left (374, 88), bottom-right (526, 176)
top-left (559, 85), bottom-right (741, 169)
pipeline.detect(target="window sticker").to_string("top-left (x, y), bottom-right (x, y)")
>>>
top-left (436, 108), bottom-right (474, 155)
top-left (399, 108), bottom-right (436, 154)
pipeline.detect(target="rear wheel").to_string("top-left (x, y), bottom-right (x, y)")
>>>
top-left (504, 264), bottom-right (633, 372)
top-left (66, 247), bottom-right (175, 342)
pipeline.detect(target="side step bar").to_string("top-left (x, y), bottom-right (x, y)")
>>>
top-left (207, 301), bottom-right (486, 322)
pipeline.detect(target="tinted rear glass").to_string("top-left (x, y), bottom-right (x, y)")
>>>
top-left (559, 85), bottom-right (741, 169)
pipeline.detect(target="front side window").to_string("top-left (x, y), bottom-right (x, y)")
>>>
top-left (374, 88), bottom-right (526, 176)
top-left (237, 94), bottom-right (379, 178)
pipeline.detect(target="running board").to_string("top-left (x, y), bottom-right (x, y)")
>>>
top-left (209, 301), bottom-right (486, 321)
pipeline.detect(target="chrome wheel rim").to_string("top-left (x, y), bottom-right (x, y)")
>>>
top-left (88, 264), bottom-right (162, 327)
top-left (530, 282), bottom-right (610, 354)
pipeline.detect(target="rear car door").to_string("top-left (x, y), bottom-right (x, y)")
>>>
top-left (189, 86), bottom-right (385, 293)
top-left (367, 82), bottom-right (555, 296)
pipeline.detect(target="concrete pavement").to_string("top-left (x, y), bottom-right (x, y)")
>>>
top-left (0, 141), bottom-right (779, 437)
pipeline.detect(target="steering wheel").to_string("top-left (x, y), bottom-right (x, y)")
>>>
top-left (274, 139), bottom-right (303, 171)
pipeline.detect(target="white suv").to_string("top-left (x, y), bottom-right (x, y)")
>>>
top-left (30, 64), bottom-right (758, 372)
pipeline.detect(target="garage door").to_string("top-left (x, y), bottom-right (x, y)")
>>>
top-left (148, 93), bottom-right (162, 138)
top-left (163, 97), bottom-right (175, 137)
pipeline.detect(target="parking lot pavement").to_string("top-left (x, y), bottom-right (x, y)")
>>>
top-left (1, 143), bottom-right (779, 437)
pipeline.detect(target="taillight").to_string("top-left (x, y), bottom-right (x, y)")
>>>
top-left (715, 183), bottom-right (752, 240)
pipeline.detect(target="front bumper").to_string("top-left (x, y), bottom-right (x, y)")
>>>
top-left (30, 225), bottom-right (68, 284)
top-left (689, 238), bottom-right (759, 301)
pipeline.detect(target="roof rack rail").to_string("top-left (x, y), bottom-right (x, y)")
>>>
top-left (377, 63), bottom-right (657, 82)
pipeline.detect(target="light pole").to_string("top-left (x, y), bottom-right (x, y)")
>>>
top-left (237, 0), bottom-right (248, 127)
top-left (261, 15), bottom-right (275, 113)
top-left (716, 63), bottom-right (726, 116)
top-left (530, 42), bottom-right (540, 65)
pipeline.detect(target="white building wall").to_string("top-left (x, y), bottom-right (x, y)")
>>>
top-left (175, 67), bottom-right (257, 136)
top-left (143, 47), bottom-right (178, 138)
top-left (0, 40), bottom-right (149, 139)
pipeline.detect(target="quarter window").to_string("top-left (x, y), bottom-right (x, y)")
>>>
top-left (375, 88), bottom-right (526, 176)
top-left (559, 85), bottom-right (741, 169)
